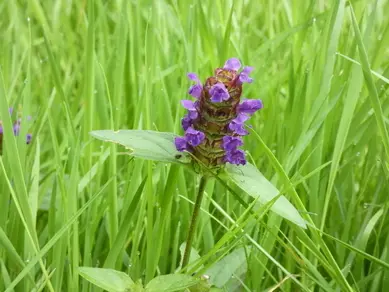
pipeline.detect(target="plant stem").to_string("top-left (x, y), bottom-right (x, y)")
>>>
top-left (182, 175), bottom-right (208, 268)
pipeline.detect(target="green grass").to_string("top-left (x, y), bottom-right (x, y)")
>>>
top-left (1, 0), bottom-right (389, 291)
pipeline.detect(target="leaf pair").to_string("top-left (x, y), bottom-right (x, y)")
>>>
top-left (79, 267), bottom-right (218, 292)
top-left (90, 130), bottom-right (307, 228)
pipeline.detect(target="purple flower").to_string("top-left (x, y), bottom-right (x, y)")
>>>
top-left (13, 122), bottom-right (21, 135)
top-left (181, 115), bottom-right (192, 131)
top-left (222, 136), bottom-right (243, 151)
top-left (181, 100), bottom-right (196, 110)
top-left (174, 127), bottom-right (206, 152)
top-left (181, 100), bottom-right (199, 130)
top-left (181, 100), bottom-right (199, 119)
top-left (238, 66), bottom-right (253, 84)
top-left (188, 73), bottom-right (203, 99)
top-left (26, 134), bottom-right (32, 144)
top-left (0, 108), bottom-right (33, 147)
top-left (185, 126), bottom-right (205, 146)
top-left (224, 58), bottom-right (241, 71)
top-left (229, 114), bottom-right (249, 135)
top-left (175, 137), bottom-right (189, 152)
top-left (209, 83), bottom-right (230, 102)
top-left (238, 99), bottom-right (263, 115)
top-left (225, 149), bottom-right (246, 165)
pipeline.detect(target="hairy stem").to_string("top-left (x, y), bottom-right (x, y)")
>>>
top-left (182, 175), bottom-right (208, 268)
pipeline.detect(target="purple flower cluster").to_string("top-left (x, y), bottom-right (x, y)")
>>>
top-left (175, 58), bottom-right (263, 167)
top-left (0, 108), bottom-right (32, 153)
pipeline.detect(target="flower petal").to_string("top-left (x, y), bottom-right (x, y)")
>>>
top-left (224, 58), bottom-right (241, 71)
top-left (222, 135), bottom-right (243, 151)
top-left (239, 66), bottom-right (254, 84)
top-left (210, 83), bottom-right (230, 103)
top-left (181, 115), bottom-right (192, 131)
top-left (234, 113), bottom-right (250, 124)
top-left (238, 99), bottom-right (263, 115)
top-left (185, 126), bottom-right (205, 146)
top-left (229, 114), bottom-right (249, 135)
top-left (229, 123), bottom-right (248, 136)
top-left (187, 73), bottom-right (200, 83)
top-left (188, 84), bottom-right (203, 99)
top-left (225, 149), bottom-right (246, 165)
top-left (181, 100), bottom-right (196, 110)
top-left (175, 137), bottom-right (188, 152)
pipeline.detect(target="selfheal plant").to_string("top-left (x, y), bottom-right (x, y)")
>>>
top-left (90, 57), bottom-right (306, 277)
top-left (0, 107), bottom-right (32, 154)
top-left (175, 58), bottom-right (263, 167)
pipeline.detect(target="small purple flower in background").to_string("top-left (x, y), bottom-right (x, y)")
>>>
top-left (13, 119), bottom-right (21, 135)
top-left (0, 107), bottom-right (33, 154)
top-left (26, 133), bottom-right (32, 144)
top-left (175, 58), bottom-right (263, 167)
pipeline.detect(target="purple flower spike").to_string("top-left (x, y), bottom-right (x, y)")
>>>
top-left (225, 149), bottom-right (246, 165)
top-left (222, 135), bottom-right (243, 151)
top-left (224, 58), bottom-right (241, 71)
top-left (210, 83), bottom-right (230, 103)
top-left (239, 66), bottom-right (254, 84)
top-left (187, 73), bottom-right (203, 99)
top-left (185, 126), bottom-right (205, 146)
top-left (229, 114), bottom-right (249, 135)
top-left (0, 124), bottom-right (3, 134)
top-left (175, 59), bottom-right (263, 167)
top-left (238, 99), bottom-right (263, 115)
top-left (175, 136), bottom-right (189, 152)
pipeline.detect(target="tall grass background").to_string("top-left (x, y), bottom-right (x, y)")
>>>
top-left (0, 0), bottom-right (388, 291)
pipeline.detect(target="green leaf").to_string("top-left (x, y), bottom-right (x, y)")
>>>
top-left (225, 163), bottom-right (307, 228)
top-left (206, 248), bottom-right (248, 288)
top-left (179, 242), bottom-right (202, 270)
top-left (90, 130), bottom-right (191, 164)
top-left (187, 275), bottom-right (212, 292)
top-left (145, 274), bottom-right (199, 292)
top-left (79, 267), bottom-right (134, 292)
